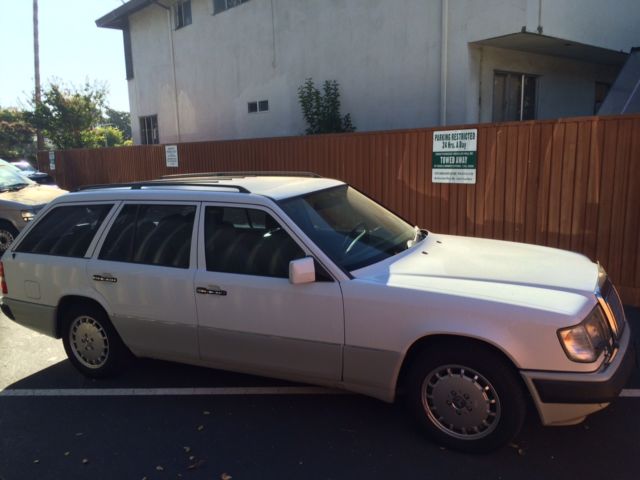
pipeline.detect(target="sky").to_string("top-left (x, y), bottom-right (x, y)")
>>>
top-left (0, 0), bottom-right (129, 112)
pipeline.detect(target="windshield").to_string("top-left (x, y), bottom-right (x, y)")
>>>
top-left (279, 185), bottom-right (423, 271)
top-left (0, 165), bottom-right (35, 192)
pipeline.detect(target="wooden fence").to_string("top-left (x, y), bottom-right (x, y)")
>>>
top-left (37, 114), bottom-right (640, 306)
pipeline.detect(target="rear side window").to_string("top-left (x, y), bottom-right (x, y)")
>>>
top-left (16, 204), bottom-right (113, 257)
top-left (99, 204), bottom-right (196, 269)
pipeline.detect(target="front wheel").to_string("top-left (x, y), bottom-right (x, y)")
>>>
top-left (405, 343), bottom-right (527, 453)
top-left (61, 303), bottom-right (131, 378)
top-left (0, 222), bottom-right (19, 254)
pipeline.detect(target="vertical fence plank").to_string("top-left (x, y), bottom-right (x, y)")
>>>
top-left (595, 119), bottom-right (619, 273)
top-left (559, 121), bottom-right (578, 251)
top-left (570, 121), bottom-right (592, 253)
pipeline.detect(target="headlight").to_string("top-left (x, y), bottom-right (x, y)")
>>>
top-left (558, 306), bottom-right (611, 363)
top-left (21, 210), bottom-right (35, 222)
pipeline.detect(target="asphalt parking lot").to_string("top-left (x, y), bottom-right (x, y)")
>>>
top-left (1, 309), bottom-right (638, 480)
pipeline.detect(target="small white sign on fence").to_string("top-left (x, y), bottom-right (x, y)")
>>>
top-left (48, 151), bottom-right (55, 171)
top-left (165, 145), bottom-right (179, 168)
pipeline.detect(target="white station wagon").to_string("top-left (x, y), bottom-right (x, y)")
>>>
top-left (0, 172), bottom-right (634, 452)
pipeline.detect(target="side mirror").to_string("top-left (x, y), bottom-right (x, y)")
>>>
top-left (289, 257), bottom-right (316, 285)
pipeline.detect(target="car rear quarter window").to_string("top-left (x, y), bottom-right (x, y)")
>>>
top-left (99, 204), bottom-right (196, 269)
top-left (15, 204), bottom-right (113, 258)
top-left (204, 206), bottom-right (306, 277)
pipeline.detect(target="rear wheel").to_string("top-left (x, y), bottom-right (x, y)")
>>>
top-left (405, 342), bottom-right (527, 453)
top-left (61, 303), bottom-right (131, 378)
top-left (0, 222), bottom-right (19, 254)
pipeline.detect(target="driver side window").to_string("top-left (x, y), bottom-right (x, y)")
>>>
top-left (204, 206), bottom-right (305, 278)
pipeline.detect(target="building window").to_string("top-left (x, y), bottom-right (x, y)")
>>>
top-left (492, 71), bottom-right (537, 122)
top-left (594, 82), bottom-right (610, 114)
top-left (213, 0), bottom-right (251, 15)
top-left (174, 0), bottom-right (192, 29)
top-left (248, 100), bottom-right (269, 114)
top-left (140, 115), bottom-right (159, 144)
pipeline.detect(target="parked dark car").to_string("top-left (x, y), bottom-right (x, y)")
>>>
top-left (9, 160), bottom-right (55, 185)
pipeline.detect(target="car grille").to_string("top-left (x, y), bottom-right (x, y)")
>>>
top-left (600, 278), bottom-right (626, 339)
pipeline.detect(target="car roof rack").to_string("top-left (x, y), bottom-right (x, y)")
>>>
top-left (161, 171), bottom-right (322, 179)
top-left (77, 180), bottom-right (251, 193)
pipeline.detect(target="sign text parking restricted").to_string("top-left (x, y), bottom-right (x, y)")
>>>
top-left (432, 129), bottom-right (477, 184)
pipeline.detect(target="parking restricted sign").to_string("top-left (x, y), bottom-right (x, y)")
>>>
top-left (432, 129), bottom-right (477, 184)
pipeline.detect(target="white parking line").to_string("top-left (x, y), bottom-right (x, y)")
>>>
top-left (0, 386), bottom-right (348, 397)
top-left (619, 389), bottom-right (640, 397)
top-left (0, 387), bottom-right (639, 398)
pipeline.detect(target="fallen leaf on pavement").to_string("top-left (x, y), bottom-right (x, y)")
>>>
top-left (82, 458), bottom-right (89, 465)
top-left (183, 446), bottom-right (191, 453)
top-left (197, 425), bottom-right (204, 431)
top-left (64, 452), bottom-right (70, 457)
top-left (221, 473), bottom-right (232, 480)
top-left (33, 459), bottom-right (40, 464)
top-left (187, 459), bottom-right (206, 470)
top-left (156, 465), bottom-right (164, 471)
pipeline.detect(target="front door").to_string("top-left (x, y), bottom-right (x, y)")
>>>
top-left (194, 204), bottom-right (344, 382)
top-left (88, 202), bottom-right (200, 361)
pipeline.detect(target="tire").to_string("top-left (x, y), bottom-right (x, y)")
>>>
top-left (61, 303), bottom-right (131, 378)
top-left (405, 341), bottom-right (527, 453)
top-left (0, 222), bottom-right (19, 254)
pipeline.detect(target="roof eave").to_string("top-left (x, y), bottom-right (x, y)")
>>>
top-left (95, 0), bottom-right (155, 29)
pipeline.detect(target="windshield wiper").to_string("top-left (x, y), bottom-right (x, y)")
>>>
top-left (5, 183), bottom-right (30, 192)
top-left (407, 226), bottom-right (428, 247)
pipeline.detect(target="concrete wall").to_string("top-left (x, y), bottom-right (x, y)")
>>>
top-left (125, 0), bottom-right (640, 144)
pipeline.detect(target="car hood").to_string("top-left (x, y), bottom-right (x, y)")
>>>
top-left (354, 233), bottom-right (599, 296)
top-left (0, 184), bottom-right (67, 208)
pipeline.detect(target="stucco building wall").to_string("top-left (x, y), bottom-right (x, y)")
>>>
top-left (118, 0), bottom-right (639, 144)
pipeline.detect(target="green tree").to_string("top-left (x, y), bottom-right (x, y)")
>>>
top-left (0, 108), bottom-right (36, 160)
top-left (104, 107), bottom-right (132, 141)
top-left (81, 125), bottom-right (126, 148)
top-left (297, 78), bottom-right (356, 135)
top-left (28, 82), bottom-right (108, 149)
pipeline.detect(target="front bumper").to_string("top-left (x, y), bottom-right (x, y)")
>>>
top-left (522, 325), bottom-right (635, 425)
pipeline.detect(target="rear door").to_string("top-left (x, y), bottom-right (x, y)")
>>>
top-left (87, 201), bottom-right (200, 361)
top-left (194, 203), bottom-right (344, 382)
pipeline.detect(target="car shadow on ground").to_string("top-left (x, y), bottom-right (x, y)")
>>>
top-left (4, 356), bottom-right (299, 390)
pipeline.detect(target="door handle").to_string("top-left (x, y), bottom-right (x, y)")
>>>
top-left (196, 286), bottom-right (227, 296)
top-left (93, 274), bottom-right (118, 283)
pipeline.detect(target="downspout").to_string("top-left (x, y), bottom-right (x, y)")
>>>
top-left (155, 1), bottom-right (181, 142)
top-left (270, 0), bottom-right (277, 69)
top-left (440, 0), bottom-right (449, 125)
